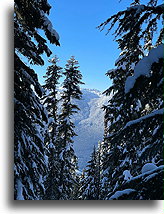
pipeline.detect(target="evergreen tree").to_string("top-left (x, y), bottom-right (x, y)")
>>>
top-left (107, 163), bottom-right (164, 200)
top-left (79, 146), bottom-right (101, 200)
top-left (14, 0), bottom-right (60, 200)
top-left (42, 56), bottom-right (62, 199)
top-left (98, 0), bottom-right (163, 200)
top-left (57, 56), bottom-right (84, 200)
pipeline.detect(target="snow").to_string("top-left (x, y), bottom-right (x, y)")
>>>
top-left (46, 88), bottom-right (111, 170)
top-left (28, 178), bottom-right (35, 196)
top-left (144, 172), bottom-right (158, 182)
top-left (109, 189), bottom-right (136, 200)
top-left (40, 10), bottom-right (60, 41)
top-left (108, 165), bottom-right (163, 200)
top-left (32, 162), bottom-right (37, 168)
top-left (141, 163), bottom-right (157, 174)
top-left (114, 55), bottom-right (136, 71)
top-left (157, 77), bottom-right (163, 87)
top-left (72, 89), bottom-right (111, 170)
top-left (16, 179), bottom-right (24, 200)
top-left (127, 5), bottom-right (145, 14)
top-left (39, 175), bottom-right (45, 192)
top-left (123, 108), bottom-right (163, 130)
top-left (48, 117), bottom-right (55, 124)
top-left (138, 145), bottom-right (151, 157)
top-left (153, 125), bottom-right (160, 135)
top-left (123, 170), bottom-right (132, 181)
top-left (115, 55), bottom-right (124, 65)
top-left (127, 165), bottom-right (164, 183)
top-left (125, 44), bottom-right (164, 93)
top-left (49, 142), bottom-right (55, 149)
top-left (135, 99), bottom-right (142, 112)
top-left (107, 69), bottom-right (116, 75)
top-left (43, 155), bottom-right (48, 168)
top-left (59, 150), bottom-right (64, 161)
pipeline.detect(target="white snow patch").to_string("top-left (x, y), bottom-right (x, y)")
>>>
top-left (125, 44), bottom-right (164, 93)
top-left (49, 142), bottom-right (55, 149)
top-left (44, 154), bottom-right (49, 167)
top-left (40, 10), bottom-right (60, 41)
top-left (109, 189), bottom-right (136, 200)
top-left (123, 170), bottom-right (132, 181)
top-left (153, 125), bottom-right (160, 135)
top-left (16, 179), bottom-right (24, 200)
top-left (123, 108), bottom-right (163, 129)
top-left (141, 163), bottom-right (157, 174)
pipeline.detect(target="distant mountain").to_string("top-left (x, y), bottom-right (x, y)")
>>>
top-left (71, 89), bottom-right (110, 170)
top-left (50, 88), bottom-right (111, 170)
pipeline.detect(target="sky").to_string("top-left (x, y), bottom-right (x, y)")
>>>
top-left (35, 0), bottom-right (147, 91)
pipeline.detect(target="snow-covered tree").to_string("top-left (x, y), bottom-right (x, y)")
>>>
top-left (57, 56), bottom-right (84, 200)
top-left (14, 0), bottom-right (60, 200)
top-left (107, 164), bottom-right (164, 200)
top-left (42, 56), bottom-right (62, 199)
top-left (79, 146), bottom-right (101, 200)
top-left (98, 0), bottom-right (163, 200)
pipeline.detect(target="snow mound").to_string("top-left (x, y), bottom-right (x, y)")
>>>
top-left (141, 163), bottom-right (157, 174)
top-left (123, 170), bottom-right (132, 181)
top-left (109, 189), bottom-right (136, 200)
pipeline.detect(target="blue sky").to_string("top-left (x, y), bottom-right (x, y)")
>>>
top-left (35, 0), bottom-right (146, 91)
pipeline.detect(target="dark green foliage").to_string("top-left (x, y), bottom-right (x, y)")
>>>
top-left (107, 165), bottom-right (164, 200)
top-left (98, 0), bottom-right (163, 200)
top-left (42, 56), bottom-right (62, 200)
top-left (14, 0), bottom-right (59, 200)
top-left (57, 56), bottom-right (84, 199)
top-left (98, 0), bottom-right (163, 52)
top-left (14, 0), bottom-right (163, 200)
top-left (79, 146), bottom-right (101, 200)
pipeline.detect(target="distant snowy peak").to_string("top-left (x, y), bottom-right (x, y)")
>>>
top-left (58, 87), bottom-right (102, 97)
top-left (81, 88), bottom-right (102, 96)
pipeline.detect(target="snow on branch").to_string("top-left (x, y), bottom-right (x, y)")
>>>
top-left (106, 108), bottom-right (163, 140)
top-left (40, 10), bottom-right (60, 46)
top-left (108, 189), bottom-right (136, 200)
top-left (123, 108), bottom-right (163, 130)
top-left (125, 44), bottom-right (163, 93)
top-left (98, 3), bottom-right (163, 30)
top-left (127, 4), bottom-right (145, 14)
top-left (127, 3), bottom-right (164, 14)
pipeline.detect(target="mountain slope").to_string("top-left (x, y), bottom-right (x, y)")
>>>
top-left (71, 89), bottom-right (110, 170)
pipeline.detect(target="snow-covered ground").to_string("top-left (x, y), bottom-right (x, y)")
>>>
top-left (71, 89), bottom-right (109, 170)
